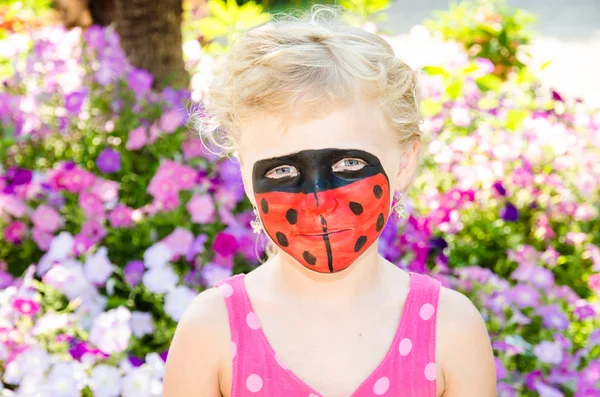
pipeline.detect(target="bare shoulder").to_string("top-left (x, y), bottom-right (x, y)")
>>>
top-left (163, 287), bottom-right (231, 397)
top-left (435, 285), bottom-right (497, 397)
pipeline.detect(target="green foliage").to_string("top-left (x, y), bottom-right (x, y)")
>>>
top-left (425, 0), bottom-right (537, 79)
top-left (185, 0), bottom-right (272, 54)
top-left (338, 0), bottom-right (390, 25)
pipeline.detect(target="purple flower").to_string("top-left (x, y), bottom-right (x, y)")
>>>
top-left (495, 357), bottom-right (507, 380)
top-left (186, 234), bottom-right (209, 262)
top-left (534, 341), bottom-right (563, 364)
top-left (64, 89), bottom-right (88, 113)
top-left (96, 148), bottom-right (121, 174)
top-left (574, 304), bottom-right (596, 320)
top-left (493, 181), bottom-right (506, 196)
top-left (200, 262), bottom-right (233, 287)
top-left (0, 270), bottom-right (13, 288)
top-left (428, 237), bottom-right (448, 251)
top-left (526, 370), bottom-right (544, 390)
top-left (84, 25), bottom-right (106, 50)
top-left (4, 166), bottom-right (32, 187)
top-left (212, 232), bottom-right (238, 257)
top-left (127, 68), bottom-right (153, 97)
top-left (537, 304), bottom-right (569, 331)
top-left (124, 260), bottom-right (144, 287)
top-left (501, 202), bottom-right (519, 222)
top-left (128, 355), bottom-right (144, 367)
top-left (508, 284), bottom-right (540, 308)
top-left (160, 349), bottom-right (169, 362)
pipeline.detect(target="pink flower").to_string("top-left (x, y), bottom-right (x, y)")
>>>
top-left (566, 232), bottom-right (587, 246)
top-left (5, 221), bottom-right (26, 244)
top-left (213, 232), bottom-right (238, 257)
top-left (32, 227), bottom-right (54, 250)
top-left (79, 192), bottom-right (105, 219)
top-left (163, 227), bottom-right (194, 257)
top-left (159, 109), bottom-right (182, 134)
top-left (31, 204), bottom-right (61, 232)
top-left (186, 194), bottom-right (215, 224)
top-left (126, 126), bottom-right (148, 151)
top-left (589, 274), bottom-right (600, 294)
top-left (148, 123), bottom-right (160, 144)
top-left (0, 195), bottom-right (27, 217)
top-left (108, 204), bottom-right (134, 228)
top-left (90, 178), bottom-right (119, 203)
top-left (182, 137), bottom-right (206, 160)
top-left (12, 298), bottom-right (41, 317)
top-left (174, 164), bottom-right (197, 190)
top-left (52, 167), bottom-right (95, 193)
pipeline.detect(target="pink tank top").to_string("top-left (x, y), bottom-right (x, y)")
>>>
top-left (214, 271), bottom-right (441, 396)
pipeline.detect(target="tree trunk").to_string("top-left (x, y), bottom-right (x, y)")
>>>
top-left (113, 0), bottom-right (189, 89)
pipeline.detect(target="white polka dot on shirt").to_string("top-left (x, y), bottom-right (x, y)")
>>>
top-left (308, 394), bottom-right (319, 397)
top-left (246, 374), bottom-right (263, 392)
top-left (231, 341), bottom-right (237, 358)
top-left (419, 303), bottom-right (435, 321)
top-left (399, 338), bottom-right (412, 356)
top-left (425, 362), bottom-right (437, 381)
top-left (246, 312), bottom-right (261, 330)
top-left (219, 283), bottom-right (233, 298)
top-left (373, 376), bottom-right (390, 395)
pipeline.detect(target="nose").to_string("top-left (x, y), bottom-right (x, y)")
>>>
top-left (300, 191), bottom-right (338, 215)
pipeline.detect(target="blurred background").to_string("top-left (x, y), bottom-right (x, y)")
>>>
top-left (0, 0), bottom-right (599, 396)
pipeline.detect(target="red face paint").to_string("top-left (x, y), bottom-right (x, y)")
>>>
top-left (252, 149), bottom-right (390, 273)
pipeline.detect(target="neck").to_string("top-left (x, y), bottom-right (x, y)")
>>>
top-left (267, 243), bottom-right (386, 303)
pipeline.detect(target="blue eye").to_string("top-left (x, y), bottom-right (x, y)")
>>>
top-left (332, 158), bottom-right (367, 172)
top-left (266, 165), bottom-right (299, 179)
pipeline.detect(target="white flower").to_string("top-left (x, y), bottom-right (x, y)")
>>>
top-left (36, 232), bottom-right (75, 276)
top-left (84, 247), bottom-right (114, 285)
top-left (142, 266), bottom-right (178, 294)
top-left (42, 262), bottom-right (90, 301)
top-left (165, 285), bottom-right (197, 322)
top-left (121, 366), bottom-right (162, 397)
top-left (89, 307), bottom-right (132, 355)
top-left (45, 361), bottom-right (86, 397)
top-left (143, 242), bottom-right (172, 269)
top-left (144, 353), bottom-right (165, 379)
top-left (3, 346), bottom-right (50, 384)
top-left (130, 312), bottom-right (155, 338)
top-left (89, 364), bottom-right (122, 397)
top-left (32, 312), bottom-right (71, 336)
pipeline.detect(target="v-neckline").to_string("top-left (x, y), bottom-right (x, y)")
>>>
top-left (239, 272), bottom-right (415, 397)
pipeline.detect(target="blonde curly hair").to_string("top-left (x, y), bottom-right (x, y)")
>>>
top-left (193, 4), bottom-right (425, 174)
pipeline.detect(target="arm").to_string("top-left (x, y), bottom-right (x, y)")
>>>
top-left (437, 287), bottom-right (497, 397)
top-left (163, 288), bottom-right (230, 397)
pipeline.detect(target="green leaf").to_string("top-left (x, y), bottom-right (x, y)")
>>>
top-left (475, 74), bottom-right (503, 92)
top-left (420, 98), bottom-right (443, 117)
top-left (446, 79), bottom-right (464, 100)
top-left (422, 65), bottom-right (448, 76)
top-left (506, 109), bottom-right (528, 131)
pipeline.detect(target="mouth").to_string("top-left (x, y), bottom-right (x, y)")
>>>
top-left (298, 228), bottom-right (353, 237)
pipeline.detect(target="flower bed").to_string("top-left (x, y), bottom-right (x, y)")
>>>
top-left (0, 20), bottom-right (599, 397)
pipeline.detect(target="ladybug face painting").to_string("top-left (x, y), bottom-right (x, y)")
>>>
top-left (252, 148), bottom-right (391, 273)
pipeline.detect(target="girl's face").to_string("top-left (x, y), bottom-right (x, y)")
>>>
top-left (237, 101), bottom-right (416, 273)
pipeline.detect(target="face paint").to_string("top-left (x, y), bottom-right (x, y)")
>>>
top-left (252, 148), bottom-right (390, 273)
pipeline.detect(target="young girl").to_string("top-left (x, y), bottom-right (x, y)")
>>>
top-left (164, 5), bottom-right (496, 397)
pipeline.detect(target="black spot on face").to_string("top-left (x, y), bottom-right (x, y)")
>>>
top-left (286, 209), bottom-right (298, 225)
top-left (376, 213), bottom-right (385, 232)
top-left (303, 251), bottom-right (316, 266)
top-left (261, 198), bottom-right (269, 214)
top-left (276, 232), bottom-right (288, 247)
top-left (373, 185), bottom-right (383, 199)
top-left (354, 236), bottom-right (367, 252)
top-left (349, 202), bottom-right (363, 215)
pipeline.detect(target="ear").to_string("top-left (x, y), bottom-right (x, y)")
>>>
top-left (394, 139), bottom-right (420, 195)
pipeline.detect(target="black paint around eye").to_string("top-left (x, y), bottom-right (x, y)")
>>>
top-left (252, 149), bottom-right (388, 194)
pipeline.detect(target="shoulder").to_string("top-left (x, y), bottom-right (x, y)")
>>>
top-left (163, 287), bottom-right (231, 397)
top-left (435, 285), bottom-right (497, 396)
